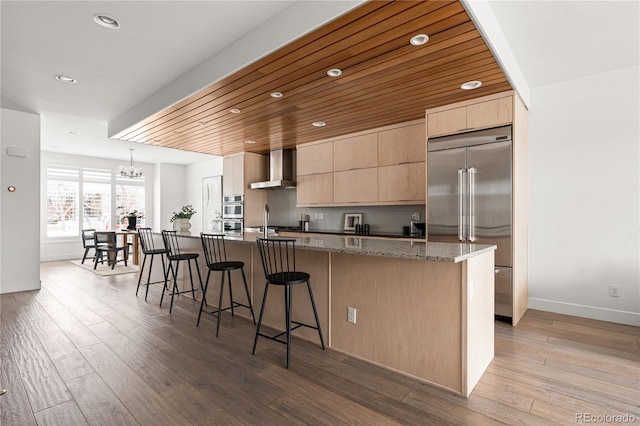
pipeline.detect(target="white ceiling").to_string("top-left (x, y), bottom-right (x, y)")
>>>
top-left (2, 1), bottom-right (638, 165)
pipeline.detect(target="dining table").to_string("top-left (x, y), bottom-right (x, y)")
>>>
top-left (116, 230), bottom-right (140, 265)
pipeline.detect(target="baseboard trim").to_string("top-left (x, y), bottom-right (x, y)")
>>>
top-left (528, 298), bottom-right (640, 326)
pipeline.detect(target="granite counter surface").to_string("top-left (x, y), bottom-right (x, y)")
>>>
top-left (171, 232), bottom-right (495, 263)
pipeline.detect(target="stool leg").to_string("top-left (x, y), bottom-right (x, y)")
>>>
top-left (240, 267), bottom-right (256, 325)
top-left (197, 269), bottom-right (212, 327)
top-left (144, 254), bottom-right (155, 302)
top-left (136, 254), bottom-right (147, 297)
top-left (169, 260), bottom-right (180, 314)
top-left (195, 259), bottom-right (205, 305)
top-left (227, 270), bottom-right (235, 317)
top-left (285, 285), bottom-right (292, 369)
top-left (306, 279), bottom-right (325, 350)
top-left (160, 258), bottom-right (171, 308)
top-left (187, 260), bottom-right (196, 298)
top-left (252, 282), bottom-right (270, 355)
top-left (216, 270), bottom-right (226, 337)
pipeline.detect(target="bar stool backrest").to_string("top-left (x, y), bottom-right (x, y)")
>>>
top-left (256, 238), bottom-right (298, 282)
top-left (82, 229), bottom-right (96, 248)
top-left (138, 228), bottom-right (160, 254)
top-left (200, 233), bottom-right (227, 267)
top-left (161, 230), bottom-right (182, 258)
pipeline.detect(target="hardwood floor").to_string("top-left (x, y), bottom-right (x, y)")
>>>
top-left (1, 261), bottom-right (638, 425)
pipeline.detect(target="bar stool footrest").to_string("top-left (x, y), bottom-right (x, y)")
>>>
top-left (201, 301), bottom-right (253, 318)
top-left (257, 321), bottom-right (320, 344)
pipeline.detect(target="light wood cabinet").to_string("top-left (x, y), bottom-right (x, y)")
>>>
top-left (378, 122), bottom-right (426, 166)
top-left (333, 133), bottom-right (378, 172)
top-left (223, 153), bottom-right (268, 226)
top-left (297, 142), bottom-right (332, 176)
top-left (296, 173), bottom-right (333, 205)
top-left (427, 95), bottom-right (513, 137)
top-left (378, 162), bottom-right (425, 202)
top-left (223, 155), bottom-right (244, 196)
top-left (296, 119), bottom-right (426, 207)
top-left (334, 168), bottom-right (378, 203)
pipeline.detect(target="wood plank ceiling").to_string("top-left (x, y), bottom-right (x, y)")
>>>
top-left (111, 0), bottom-right (511, 156)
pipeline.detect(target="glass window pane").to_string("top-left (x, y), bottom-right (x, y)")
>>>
top-left (47, 180), bottom-right (79, 237)
top-left (83, 182), bottom-right (111, 230)
top-left (116, 184), bottom-right (145, 229)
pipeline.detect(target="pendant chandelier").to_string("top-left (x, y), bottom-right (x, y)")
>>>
top-left (119, 148), bottom-right (143, 178)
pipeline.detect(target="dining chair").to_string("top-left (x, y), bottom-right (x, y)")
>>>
top-left (93, 231), bottom-right (129, 270)
top-left (81, 229), bottom-right (97, 264)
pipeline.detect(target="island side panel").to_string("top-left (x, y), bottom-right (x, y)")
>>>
top-left (251, 247), bottom-right (330, 344)
top-left (330, 253), bottom-right (463, 393)
top-left (462, 250), bottom-right (495, 397)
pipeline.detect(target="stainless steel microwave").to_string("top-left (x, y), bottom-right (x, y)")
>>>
top-left (222, 203), bottom-right (243, 219)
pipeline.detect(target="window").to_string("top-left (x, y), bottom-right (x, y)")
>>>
top-left (46, 165), bottom-right (80, 237)
top-left (45, 162), bottom-right (146, 238)
top-left (83, 168), bottom-right (112, 230)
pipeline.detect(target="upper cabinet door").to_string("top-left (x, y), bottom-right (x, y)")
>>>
top-left (333, 133), bottom-right (378, 172)
top-left (427, 107), bottom-right (467, 137)
top-left (297, 142), bottom-right (333, 176)
top-left (466, 97), bottom-right (513, 130)
top-left (223, 155), bottom-right (244, 196)
top-left (378, 123), bottom-right (426, 166)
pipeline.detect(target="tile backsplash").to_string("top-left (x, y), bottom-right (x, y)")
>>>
top-left (267, 189), bottom-right (425, 234)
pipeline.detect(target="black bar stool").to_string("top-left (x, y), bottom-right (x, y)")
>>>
top-left (252, 237), bottom-right (325, 368)
top-left (198, 233), bottom-right (256, 336)
top-left (161, 230), bottom-right (204, 313)
top-left (136, 228), bottom-right (169, 301)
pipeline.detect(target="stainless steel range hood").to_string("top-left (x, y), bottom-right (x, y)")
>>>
top-left (250, 149), bottom-right (296, 189)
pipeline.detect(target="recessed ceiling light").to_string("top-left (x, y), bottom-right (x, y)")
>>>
top-left (67, 130), bottom-right (78, 135)
top-left (55, 75), bottom-right (77, 84)
top-left (229, 108), bottom-right (241, 114)
top-left (51, 145), bottom-right (60, 149)
top-left (312, 121), bottom-right (326, 127)
top-left (327, 68), bottom-right (342, 77)
top-left (460, 80), bottom-right (483, 90)
top-left (92, 13), bottom-right (120, 29)
top-left (410, 34), bottom-right (429, 46)
top-left (270, 92), bottom-right (284, 98)
top-left (244, 140), bottom-right (256, 144)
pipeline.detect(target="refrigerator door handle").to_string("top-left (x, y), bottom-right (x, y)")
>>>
top-left (458, 168), bottom-right (465, 241)
top-left (468, 167), bottom-right (476, 241)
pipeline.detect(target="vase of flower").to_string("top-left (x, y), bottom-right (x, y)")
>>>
top-left (170, 205), bottom-right (196, 232)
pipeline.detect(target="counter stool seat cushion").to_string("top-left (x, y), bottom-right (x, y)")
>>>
top-left (169, 253), bottom-right (199, 261)
top-left (210, 260), bottom-right (245, 272)
top-left (266, 271), bottom-right (310, 286)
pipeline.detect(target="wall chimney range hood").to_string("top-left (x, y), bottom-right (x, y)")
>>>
top-left (250, 149), bottom-right (296, 189)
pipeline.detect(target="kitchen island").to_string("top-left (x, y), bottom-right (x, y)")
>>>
top-left (163, 232), bottom-right (496, 397)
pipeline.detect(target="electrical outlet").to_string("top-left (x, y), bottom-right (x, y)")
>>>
top-left (609, 285), bottom-right (620, 297)
top-left (347, 306), bottom-right (356, 324)
top-left (318, 212), bottom-right (324, 220)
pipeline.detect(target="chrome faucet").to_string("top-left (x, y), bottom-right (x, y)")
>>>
top-left (263, 203), bottom-right (269, 238)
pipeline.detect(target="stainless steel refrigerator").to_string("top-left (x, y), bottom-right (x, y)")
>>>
top-left (427, 126), bottom-right (513, 321)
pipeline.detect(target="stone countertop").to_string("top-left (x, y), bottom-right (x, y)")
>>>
top-left (173, 231), bottom-right (495, 263)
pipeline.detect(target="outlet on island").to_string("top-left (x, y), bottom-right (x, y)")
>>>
top-left (347, 306), bottom-right (356, 324)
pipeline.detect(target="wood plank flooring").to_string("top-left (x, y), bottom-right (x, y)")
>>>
top-left (1, 260), bottom-right (638, 425)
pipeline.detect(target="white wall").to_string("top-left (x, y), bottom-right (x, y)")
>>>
top-left (528, 65), bottom-right (640, 325)
top-left (1, 108), bottom-right (41, 293)
top-left (155, 163), bottom-right (187, 231)
top-left (185, 158), bottom-right (223, 234)
top-left (40, 151), bottom-right (155, 261)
